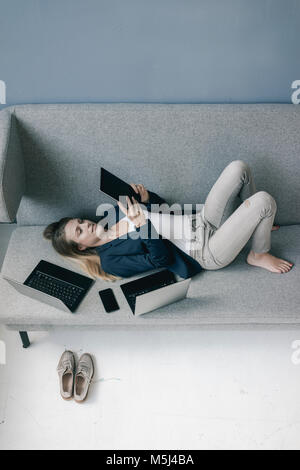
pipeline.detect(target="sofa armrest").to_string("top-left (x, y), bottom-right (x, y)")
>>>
top-left (0, 108), bottom-right (25, 222)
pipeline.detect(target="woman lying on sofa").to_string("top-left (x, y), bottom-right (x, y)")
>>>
top-left (43, 160), bottom-right (293, 281)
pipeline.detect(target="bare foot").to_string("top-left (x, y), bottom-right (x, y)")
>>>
top-left (247, 250), bottom-right (293, 273)
top-left (271, 225), bottom-right (280, 231)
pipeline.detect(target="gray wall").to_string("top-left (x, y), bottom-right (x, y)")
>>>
top-left (0, 0), bottom-right (299, 107)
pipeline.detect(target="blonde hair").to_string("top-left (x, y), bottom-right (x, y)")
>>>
top-left (43, 217), bottom-right (121, 282)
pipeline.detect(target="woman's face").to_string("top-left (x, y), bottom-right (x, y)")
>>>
top-left (65, 218), bottom-right (104, 250)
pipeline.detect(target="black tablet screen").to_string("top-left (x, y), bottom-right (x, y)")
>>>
top-left (100, 167), bottom-right (142, 203)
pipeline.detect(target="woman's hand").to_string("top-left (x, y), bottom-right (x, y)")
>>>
top-left (129, 183), bottom-right (150, 203)
top-left (117, 196), bottom-right (147, 228)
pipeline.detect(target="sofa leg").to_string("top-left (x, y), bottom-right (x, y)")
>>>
top-left (19, 331), bottom-right (30, 349)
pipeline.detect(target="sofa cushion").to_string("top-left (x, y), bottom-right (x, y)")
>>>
top-left (10, 103), bottom-right (300, 226)
top-left (0, 225), bottom-right (299, 329)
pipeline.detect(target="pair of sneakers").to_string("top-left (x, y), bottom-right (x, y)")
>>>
top-left (57, 351), bottom-right (94, 403)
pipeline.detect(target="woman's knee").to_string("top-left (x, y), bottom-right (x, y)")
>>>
top-left (249, 191), bottom-right (277, 213)
top-left (226, 159), bottom-right (250, 175)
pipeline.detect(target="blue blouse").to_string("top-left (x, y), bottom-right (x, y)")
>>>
top-left (94, 191), bottom-right (203, 279)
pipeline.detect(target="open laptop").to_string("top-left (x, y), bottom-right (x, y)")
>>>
top-left (3, 260), bottom-right (94, 313)
top-left (121, 269), bottom-right (191, 316)
top-left (100, 167), bottom-right (142, 203)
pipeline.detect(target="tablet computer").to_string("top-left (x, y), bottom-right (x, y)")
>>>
top-left (100, 167), bottom-right (142, 203)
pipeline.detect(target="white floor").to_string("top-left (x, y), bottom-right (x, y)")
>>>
top-left (0, 225), bottom-right (300, 450)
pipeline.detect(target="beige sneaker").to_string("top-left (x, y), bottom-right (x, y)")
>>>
top-left (57, 351), bottom-right (75, 400)
top-left (74, 354), bottom-right (94, 403)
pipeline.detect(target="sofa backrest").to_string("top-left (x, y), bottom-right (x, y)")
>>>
top-left (10, 103), bottom-right (300, 226)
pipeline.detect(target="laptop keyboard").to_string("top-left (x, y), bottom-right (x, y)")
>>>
top-left (26, 271), bottom-right (84, 310)
top-left (127, 277), bottom-right (175, 299)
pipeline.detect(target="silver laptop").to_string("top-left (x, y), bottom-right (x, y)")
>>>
top-left (4, 276), bottom-right (70, 313)
top-left (121, 270), bottom-right (191, 316)
top-left (134, 277), bottom-right (191, 316)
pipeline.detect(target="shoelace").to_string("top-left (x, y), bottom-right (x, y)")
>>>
top-left (76, 362), bottom-right (93, 385)
top-left (57, 359), bottom-right (73, 375)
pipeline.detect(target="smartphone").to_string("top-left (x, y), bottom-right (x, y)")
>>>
top-left (99, 288), bottom-right (120, 313)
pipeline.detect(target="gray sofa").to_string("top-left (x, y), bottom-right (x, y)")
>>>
top-left (0, 104), bottom-right (299, 346)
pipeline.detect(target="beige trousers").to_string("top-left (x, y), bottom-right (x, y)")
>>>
top-left (193, 160), bottom-right (277, 270)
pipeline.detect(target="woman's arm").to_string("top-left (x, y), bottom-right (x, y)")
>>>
top-left (106, 219), bottom-right (174, 278)
top-left (138, 219), bottom-right (173, 265)
top-left (129, 183), bottom-right (167, 206)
